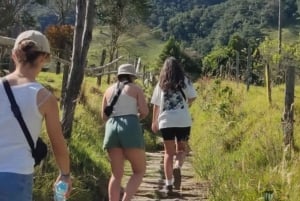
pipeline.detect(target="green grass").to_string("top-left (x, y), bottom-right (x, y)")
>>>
top-left (88, 25), bottom-right (165, 69)
top-left (33, 71), bottom-right (159, 200)
top-left (190, 79), bottom-right (300, 201)
top-left (34, 72), bottom-right (300, 200)
top-left (33, 72), bottom-right (111, 201)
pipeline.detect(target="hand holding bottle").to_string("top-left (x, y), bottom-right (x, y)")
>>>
top-left (54, 180), bottom-right (68, 201)
top-left (54, 174), bottom-right (72, 201)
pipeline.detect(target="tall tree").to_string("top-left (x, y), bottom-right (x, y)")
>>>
top-left (61, 0), bottom-right (95, 138)
top-left (0, 0), bottom-right (35, 36)
top-left (54, 0), bottom-right (76, 25)
top-left (158, 37), bottom-right (200, 76)
top-left (45, 25), bottom-right (74, 109)
top-left (45, 25), bottom-right (74, 73)
top-left (96, 0), bottom-right (150, 83)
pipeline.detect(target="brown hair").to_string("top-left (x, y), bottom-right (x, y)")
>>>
top-left (13, 40), bottom-right (50, 65)
top-left (117, 74), bottom-right (134, 83)
top-left (159, 56), bottom-right (186, 91)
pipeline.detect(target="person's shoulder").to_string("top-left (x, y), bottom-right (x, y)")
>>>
top-left (34, 81), bottom-right (44, 86)
top-left (36, 86), bottom-right (56, 101)
top-left (106, 83), bottom-right (117, 91)
top-left (101, 84), bottom-right (113, 98)
top-left (129, 83), bottom-right (147, 97)
top-left (33, 81), bottom-right (51, 91)
top-left (184, 76), bottom-right (194, 86)
top-left (184, 76), bottom-right (191, 82)
top-left (129, 83), bottom-right (143, 91)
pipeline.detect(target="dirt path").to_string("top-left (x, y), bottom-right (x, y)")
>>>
top-left (123, 151), bottom-right (210, 201)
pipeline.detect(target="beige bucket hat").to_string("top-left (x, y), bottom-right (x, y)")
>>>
top-left (117, 64), bottom-right (137, 78)
top-left (13, 30), bottom-right (51, 54)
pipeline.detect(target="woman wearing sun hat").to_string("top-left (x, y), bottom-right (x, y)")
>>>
top-left (0, 30), bottom-right (71, 201)
top-left (101, 63), bottom-right (149, 201)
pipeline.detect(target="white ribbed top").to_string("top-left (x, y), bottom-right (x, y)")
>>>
top-left (111, 93), bottom-right (138, 117)
top-left (0, 82), bottom-right (44, 174)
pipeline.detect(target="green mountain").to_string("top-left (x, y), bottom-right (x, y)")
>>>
top-left (148, 0), bottom-right (300, 54)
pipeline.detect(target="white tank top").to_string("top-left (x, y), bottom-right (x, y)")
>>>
top-left (0, 82), bottom-right (44, 174)
top-left (111, 92), bottom-right (138, 117)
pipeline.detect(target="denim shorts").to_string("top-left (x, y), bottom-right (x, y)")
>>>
top-left (0, 172), bottom-right (33, 201)
top-left (103, 115), bottom-right (145, 149)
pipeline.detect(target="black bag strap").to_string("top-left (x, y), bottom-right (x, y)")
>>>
top-left (2, 78), bottom-right (35, 152)
top-left (179, 87), bottom-right (186, 101)
top-left (108, 80), bottom-right (129, 108)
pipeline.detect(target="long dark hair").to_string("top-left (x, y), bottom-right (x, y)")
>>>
top-left (159, 57), bottom-right (186, 91)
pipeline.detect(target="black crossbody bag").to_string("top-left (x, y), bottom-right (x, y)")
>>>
top-left (2, 78), bottom-right (47, 167)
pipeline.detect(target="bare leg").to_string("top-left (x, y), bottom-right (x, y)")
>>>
top-left (107, 148), bottom-right (125, 201)
top-left (163, 140), bottom-right (176, 182)
top-left (174, 140), bottom-right (187, 168)
top-left (121, 148), bottom-right (146, 201)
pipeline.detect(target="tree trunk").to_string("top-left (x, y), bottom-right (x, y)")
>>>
top-left (61, 0), bottom-right (95, 138)
top-left (278, 0), bottom-right (282, 72)
top-left (282, 66), bottom-right (295, 149)
top-left (278, 0), bottom-right (282, 57)
top-left (56, 61), bottom-right (61, 74)
top-left (60, 64), bottom-right (69, 109)
top-left (59, 48), bottom-right (72, 102)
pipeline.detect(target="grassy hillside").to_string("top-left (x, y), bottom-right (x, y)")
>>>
top-left (190, 79), bottom-right (300, 200)
top-left (88, 25), bottom-right (165, 69)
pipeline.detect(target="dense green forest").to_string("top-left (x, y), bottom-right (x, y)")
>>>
top-left (3, 0), bottom-right (300, 57)
top-left (148, 0), bottom-right (299, 55)
top-left (2, 0), bottom-right (300, 78)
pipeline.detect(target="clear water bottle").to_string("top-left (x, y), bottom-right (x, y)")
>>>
top-left (54, 180), bottom-right (68, 201)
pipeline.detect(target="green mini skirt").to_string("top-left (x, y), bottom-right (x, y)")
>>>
top-left (103, 114), bottom-right (145, 150)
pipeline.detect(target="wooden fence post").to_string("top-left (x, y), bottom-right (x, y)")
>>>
top-left (97, 49), bottom-right (106, 86)
top-left (136, 57), bottom-right (141, 72)
top-left (282, 65), bottom-right (295, 152)
top-left (236, 51), bottom-right (240, 82)
top-left (265, 63), bottom-right (272, 105)
top-left (246, 47), bottom-right (252, 91)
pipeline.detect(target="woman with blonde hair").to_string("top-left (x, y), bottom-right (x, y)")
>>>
top-left (0, 30), bottom-right (71, 201)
